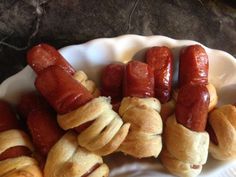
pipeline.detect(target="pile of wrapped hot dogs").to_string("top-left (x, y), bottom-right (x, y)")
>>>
top-left (0, 43), bottom-right (235, 177)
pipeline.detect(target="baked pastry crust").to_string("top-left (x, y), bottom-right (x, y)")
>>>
top-left (208, 104), bottom-right (236, 160)
top-left (44, 131), bottom-right (109, 177)
top-left (160, 99), bottom-right (176, 123)
top-left (206, 83), bottom-right (218, 111)
top-left (0, 156), bottom-right (42, 177)
top-left (118, 97), bottom-right (163, 158)
top-left (57, 96), bottom-right (130, 156)
top-left (0, 129), bottom-right (34, 154)
top-left (73, 70), bottom-right (100, 97)
top-left (161, 148), bottom-right (202, 177)
top-left (0, 129), bottom-right (42, 177)
top-left (161, 115), bottom-right (209, 177)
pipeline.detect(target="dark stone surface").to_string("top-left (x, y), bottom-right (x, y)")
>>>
top-left (0, 0), bottom-right (235, 82)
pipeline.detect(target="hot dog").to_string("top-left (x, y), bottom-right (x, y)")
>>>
top-left (101, 63), bottom-right (124, 112)
top-left (146, 46), bottom-right (173, 103)
top-left (27, 109), bottom-right (64, 156)
top-left (123, 60), bottom-right (154, 98)
top-left (0, 146), bottom-right (31, 161)
top-left (35, 65), bottom-right (93, 114)
top-left (178, 44), bottom-right (208, 88)
top-left (27, 43), bottom-right (75, 75)
top-left (17, 91), bottom-right (52, 120)
top-left (0, 100), bottom-right (31, 160)
top-left (175, 84), bottom-right (210, 132)
top-left (0, 100), bottom-right (20, 131)
top-left (101, 63), bottom-right (124, 100)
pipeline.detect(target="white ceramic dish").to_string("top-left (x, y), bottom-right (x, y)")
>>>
top-left (0, 35), bottom-right (236, 177)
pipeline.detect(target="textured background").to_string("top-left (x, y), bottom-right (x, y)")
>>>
top-left (0, 0), bottom-right (235, 82)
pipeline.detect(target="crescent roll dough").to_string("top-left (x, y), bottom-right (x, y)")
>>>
top-left (0, 129), bottom-right (42, 177)
top-left (57, 96), bottom-right (130, 156)
top-left (161, 115), bottom-right (209, 177)
top-left (208, 104), bottom-right (236, 160)
top-left (73, 70), bottom-right (100, 97)
top-left (160, 99), bottom-right (176, 123)
top-left (44, 131), bottom-right (109, 177)
top-left (206, 83), bottom-right (218, 112)
top-left (118, 97), bottom-right (163, 158)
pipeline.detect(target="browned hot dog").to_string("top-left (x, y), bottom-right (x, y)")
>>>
top-left (123, 60), bottom-right (154, 98)
top-left (146, 46), bottom-right (173, 103)
top-left (175, 84), bottom-right (210, 132)
top-left (0, 100), bottom-right (31, 160)
top-left (27, 109), bottom-right (64, 156)
top-left (178, 44), bottom-right (208, 88)
top-left (35, 65), bottom-right (93, 114)
top-left (101, 63), bottom-right (124, 100)
top-left (27, 43), bottom-right (75, 75)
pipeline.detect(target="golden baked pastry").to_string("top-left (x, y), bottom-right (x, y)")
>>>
top-left (161, 115), bottom-right (209, 177)
top-left (73, 70), bottom-right (100, 97)
top-left (0, 129), bottom-right (42, 177)
top-left (44, 131), bottom-right (109, 177)
top-left (206, 83), bottom-right (218, 111)
top-left (160, 99), bottom-right (176, 123)
top-left (118, 97), bottom-right (163, 158)
top-left (208, 104), bottom-right (236, 160)
top-left (0, 156), bottom-right (42, 177)
top-left (57, 96), bottom-right (130, 156)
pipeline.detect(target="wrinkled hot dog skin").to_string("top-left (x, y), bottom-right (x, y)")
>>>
top-left (101, 63), bottom-right (124, 100)
top-left (178, 45), bottom-right (208, 88)
top-left (27, 109), bottom-right (64, 156)
top-left (175, 84), bottom-right (210, 132)
top-left (124, 60), bottom-right (154, 98)
top-left (0, 100), bottom-right (20, 132)
top-left (146, 46), bottom-right (173, 103)
top-left (27, 43), bottom-right (75, 75)
top-left (35, 66), bottom-right (93, 114)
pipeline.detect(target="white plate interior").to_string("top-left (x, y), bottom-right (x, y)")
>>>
top-left (0, 35), bottom-right (236, 176)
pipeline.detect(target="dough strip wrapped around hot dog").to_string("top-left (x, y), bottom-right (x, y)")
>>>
top-left (118, 60), bottom-right (163, 158)
top-left (44, 131), bottom-right (109, 177)
top-left (0, 100), bottom-right (42, 177)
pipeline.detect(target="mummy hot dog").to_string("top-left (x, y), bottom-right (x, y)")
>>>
top-left (27, 44), bottom-right (130, 156)
top-left (161, 45), bottom-right (211, 177)
top-left (118, 60), bottom-right (163, 158)
top-left (0, 100), bottom-right (42, 177)
top-left (207, 105), bottom-right (236, 160)
top-left (18, 92), bottom-right (109, 177)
